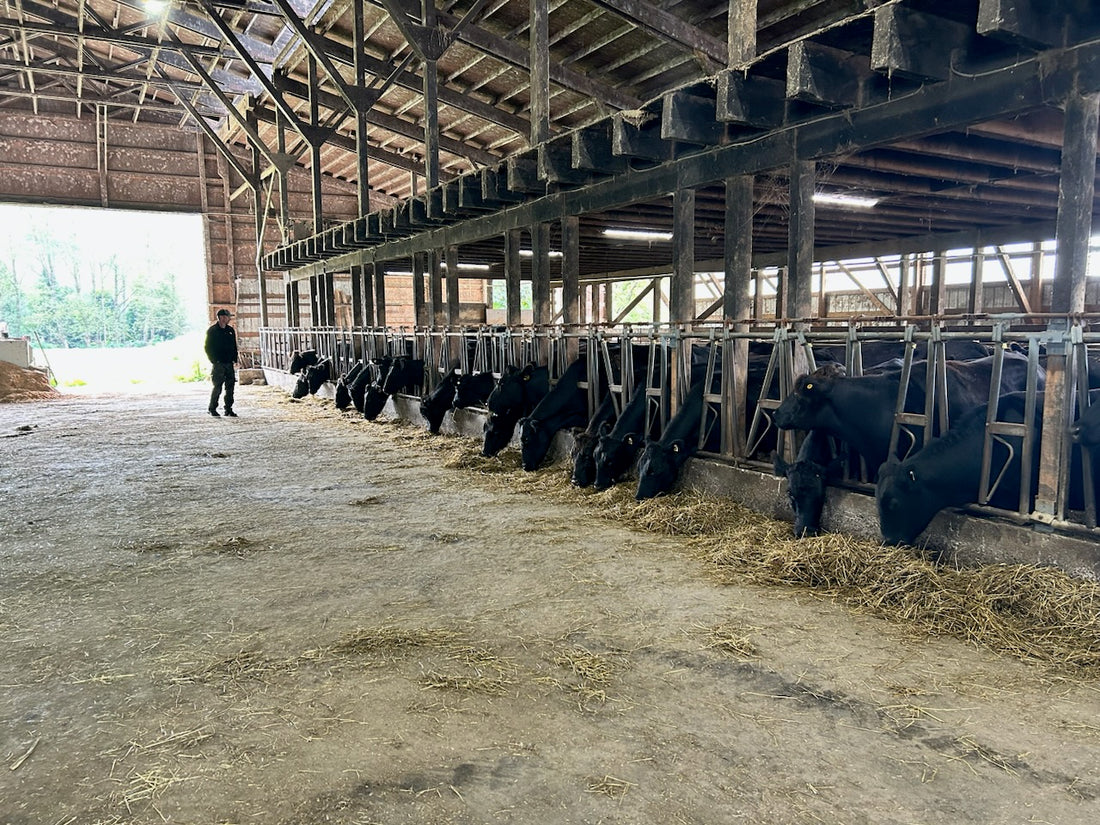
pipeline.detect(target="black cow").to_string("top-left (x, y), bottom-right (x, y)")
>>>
top-left (453, 371), bottom-right (496, 410)
top-left (1073, 399), bottom-right (1100, 447)
top-left (772, 428), bottom-right (843, 537)
top-left (362, 356), bottom-right (425, 422)
top-left (635, 370), bottom-right (723, 500)
top-left (382, 356), bottom-right (425, 396)
top-left (773, 352), bottom-right (1041, 475)
top-left (876, 390), bottom-right (1100, 546)
top-left (592, 382), bottom-right (656, 491)
top-left (520, 357), bottom-right (601, 472)
top-left (487, 364), bottom-right (549, 417)
top-left (419, 369), bottom-right (459, 434)
top-left (570, 390), bottom-right (619, 487)
top-left (482, 365), bottom-right (550, 457)
top-left (335, 362), bottom-right (364, 411)
top-left (305, 357), bottom-right (333, 395)
top-left (291, 373), bottom-right (310, 399)
top-left (288, 349), bottom-right (319, 374)
top-left (351, 356), bottom-right (389, 415)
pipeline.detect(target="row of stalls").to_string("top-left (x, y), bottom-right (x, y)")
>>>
top-left (259, 314), bottom-right (1100, 538)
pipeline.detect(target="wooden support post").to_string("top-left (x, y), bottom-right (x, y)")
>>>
top-left (724, 174), bottom-right (754, 456)
top-left (898, 254), bottom-right (912, 316)
top-left (350, 264), bottom-right (364, 328)
top-left (671, 187), bottom-right (696, 323)
top-left (373, 262), bottom-right (386, 328)
top-left (728, 0), bottom-right (757, 66)
top-left (505, 229), bottom-right (523, 326)
top-left (1028, 241), bottom-right (1045, 311)
top-left (247, 111), bottom-right (269, 328)
top-left (445, 246), bottom-right (460, 326)
top-left (276, 112), bottom-right (290, 242)
top-left (308, 54), bottom-right (324, 233)
top-left (561, 215), bottom-right (580, 362)
top-left (361, 262), bottom-right (375, 328)
top-left (1036, 87), bottom-right (1100, 520)
top-left (352, 0), bottom-right (370, 215)
top-left (412, 253), bottom-right (426, 327)
top-left (968, 250), bottom-right (985, 314)
top-left (929, 250), bottom-right (947, 315)
top-left (530, 0), bottom-right (550, 147)
top-left (532, 223), bottom-right (552, 325)
top-left (445, 246), bottom-right (462, 365)
top-left (786, 160), bottom-right (815, 320)
top-left (429, 249), bottom-right (444, 326)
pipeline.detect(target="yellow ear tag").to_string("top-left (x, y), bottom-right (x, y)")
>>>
top-left (805, 382), bottom-right (813, 389)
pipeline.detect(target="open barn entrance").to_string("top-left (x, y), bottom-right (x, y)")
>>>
top-left (0, 203), bottom-right (209, 393)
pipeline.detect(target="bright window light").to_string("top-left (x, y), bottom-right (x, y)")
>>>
top-left (519, 249), bottom-right (564, 258)
top-left (143, 0), bottom-right (169, 13)
top-left (812, 192), bottom-right (880, 209)
top-left (603, 228), bottom-right (674, 241)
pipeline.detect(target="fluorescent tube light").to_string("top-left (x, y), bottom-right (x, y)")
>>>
top-left (603, 228), bottom-right (673, 241)
top-left (519, 249), bottom-right (564, 258)
top-left (812, 192), bottom-right (880, 209)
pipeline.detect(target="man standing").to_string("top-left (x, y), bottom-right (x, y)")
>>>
top-left (205, 308), bottom-right (239, 417)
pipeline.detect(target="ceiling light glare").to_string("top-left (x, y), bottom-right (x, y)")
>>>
top-left (812, 192), bottom-right (880, 209)
top-left (440, 262), bottom-right (492, 272)
top-left (603, 228), bottom-right (674, 241)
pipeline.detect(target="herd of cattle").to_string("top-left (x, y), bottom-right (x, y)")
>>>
top-left (285, 340), bottom-right (1100, 547)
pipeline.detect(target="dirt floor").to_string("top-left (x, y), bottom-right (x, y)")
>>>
top-left (4, 382), bottom-right (1100, 825)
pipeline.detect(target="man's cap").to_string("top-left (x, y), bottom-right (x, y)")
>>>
top-left (217, 309), bottom-right (233, 317)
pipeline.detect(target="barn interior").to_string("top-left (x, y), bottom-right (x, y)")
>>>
top-left (2, 0), bottom-right (1100, 554)
top-left (10, 3), bottom-right (1100, 822)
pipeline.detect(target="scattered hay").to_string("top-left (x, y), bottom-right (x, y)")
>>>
top-left (329, 625), bottom-right (464, 659)
top-left (168, 649), bottom-right (282, 685)
top-left (442, 446), bottom-right (523, 474)
top-left (419, 671), bottom-right (510, 695)
top-left (701, 621), bottom-right (760, 659)
top-left (585, 774), bottom-right (637, 802)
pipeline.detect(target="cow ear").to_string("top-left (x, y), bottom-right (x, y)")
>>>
top-left (599, 421), bottom-right (614, 437)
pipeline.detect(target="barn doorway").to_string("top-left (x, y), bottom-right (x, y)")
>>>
top-left (0, 203), bottom-right (208, 393)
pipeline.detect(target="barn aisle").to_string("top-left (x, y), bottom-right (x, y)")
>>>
top-left (2, 383), bottom-right (1099, 824)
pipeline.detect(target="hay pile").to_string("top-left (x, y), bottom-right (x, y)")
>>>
top-left (602, 489), bottom-right (1100, 676)
top-left (0, 360), bottom-right (58, 402)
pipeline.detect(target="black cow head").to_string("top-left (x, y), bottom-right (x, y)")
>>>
top-left (453, 371), bottom-right (494, 410)
top-left (774, 452), bottom-right (828, 538)
top-left (570, 431), bottom-right (597, 488)
top-left (288, 349), bottom-right (319, 374)
top-left (635, 439), bottom-right (685, 500)
top-left (291, 373), bottom-right (309, 399)
top-left (482, 412), bottom-right (517, 457)
top-left (334, 380), bottom-right (352, 411)
top-left (875, 456), bottom-right (936, 546)
top-left (520, 416), bottom-right (555, 472)
top-left (488, 364), bottom-right (537, 417)
top-left (362, 386), bottom-right (388, 421)
top-left (593, 424), bottom-right (639, 491)
top-left (773, 366), bottom-right (844, 430)
top-left (419, 372), bottom-right (458, 434)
